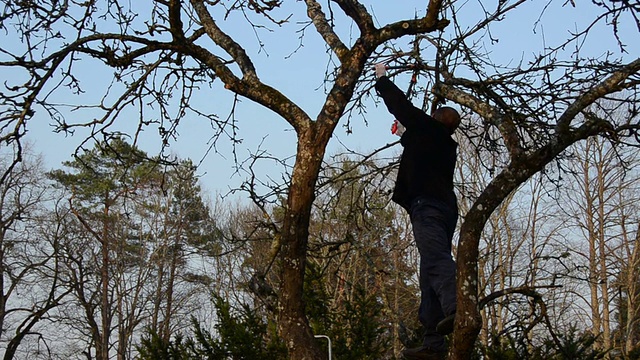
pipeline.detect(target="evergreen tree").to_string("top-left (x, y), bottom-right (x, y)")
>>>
top-left (138, 295), bottom-right (287, 360)
top-left (49, 137), bottom-right (219, 358)
top-left (48, 137), bottom-right (157, 360)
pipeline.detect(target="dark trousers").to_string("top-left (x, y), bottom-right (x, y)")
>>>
top-left (409, 196), bottom-right (457, 351)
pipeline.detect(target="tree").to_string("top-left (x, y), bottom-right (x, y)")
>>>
top-left (141, 159), bottom-right (220, 344)
top-left (455, 119), bottom-right (575, 355)
top-left (0, 148), bottom-right (70, 359)
top-left (225, 157), bottom-right (411, 358)
top-left (48, 137), bottom-right (158, 360)
top-left (616, 224), bottom-right (640, 358)
top-left (309, 157), bottom-right (412, 358)
top-left (421, 3), bottom-right (639, 358)
top-left (48, 137), bottom-right (219, 359)
top-left (1, 1), bottom-right (639, 359)
top-left (138, 295), bottom-right (287, 360)
top-left (561, 135), bottom-right (640, 358)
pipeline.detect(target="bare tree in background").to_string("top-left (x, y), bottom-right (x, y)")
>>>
top-left (616, 211), bottom-right (640, 357)
top-left (562, 135), bottom-right (640, 357)
top-left (0, 148), bottom-right (70, 359)
top-left (1, 1), bottom-right (639, 359)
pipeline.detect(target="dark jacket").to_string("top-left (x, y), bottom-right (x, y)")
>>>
top-left (375, 76), bottom-right (458, 210)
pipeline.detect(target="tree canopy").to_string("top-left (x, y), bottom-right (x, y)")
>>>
top-left (1, 1), bottom-right (639, 359)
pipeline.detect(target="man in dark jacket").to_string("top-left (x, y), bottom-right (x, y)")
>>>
top-left (374, 63), bottom-right (460, 360)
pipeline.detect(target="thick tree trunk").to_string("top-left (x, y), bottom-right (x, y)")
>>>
top-left (452, 218), bottom-right (484, 360)
top-left (452, 161), bottom-right (550, 359)
top-left (277, 130), bottom-right (327, 360)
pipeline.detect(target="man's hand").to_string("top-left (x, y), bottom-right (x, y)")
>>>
top-left (374, 63), bottom-right (387, 79)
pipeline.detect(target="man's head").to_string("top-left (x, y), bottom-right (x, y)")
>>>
top-left (432, 106), bottom-right (461, 134)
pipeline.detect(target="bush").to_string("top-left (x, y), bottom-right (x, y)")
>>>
top-left (138, 295), bottom-right (287, 359)
top-left (479, 325), bottom-right (609, 360)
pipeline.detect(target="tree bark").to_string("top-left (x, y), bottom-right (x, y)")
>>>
top-left (278, 127), bottom-right (328, 359)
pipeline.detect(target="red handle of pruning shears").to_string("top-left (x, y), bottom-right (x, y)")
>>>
top-left (391, 120), bottom-right (398, 134)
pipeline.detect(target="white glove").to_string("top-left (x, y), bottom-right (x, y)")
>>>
top-left (391, 120), bottom-right (405, 136)
top-left (374, 63), bottom-right (387, 79)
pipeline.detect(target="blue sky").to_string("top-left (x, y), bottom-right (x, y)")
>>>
top-left (8, 1), bottom-right (638, 202)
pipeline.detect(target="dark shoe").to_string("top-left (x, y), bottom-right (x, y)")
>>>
top-left (436, 313), bottom-right (455, 335)
top-left (402, 345), bottom-right (446, 360)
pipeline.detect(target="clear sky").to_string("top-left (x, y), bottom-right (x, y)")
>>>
top-left (8, 1), bottom-right (637, 202)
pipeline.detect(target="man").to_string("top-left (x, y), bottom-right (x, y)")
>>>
top-left (374, 63), bottom-right (459, 360)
